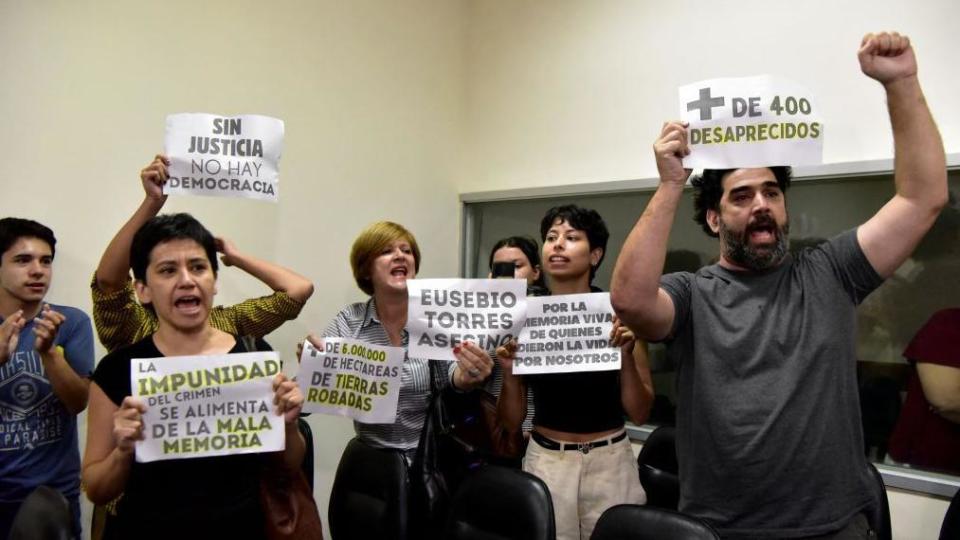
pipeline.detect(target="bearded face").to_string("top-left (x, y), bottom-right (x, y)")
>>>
top-left (719, 211), bottom-right (790, 270)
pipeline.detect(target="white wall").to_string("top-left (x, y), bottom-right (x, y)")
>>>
top-left (461, 0), bottom-right (960, 193)
top-left (1, 0), bottom-right (956, 538)
top-left (460, 1), bottom-right (959, 538)
top-left (0, 1), bottom-right (465, 538)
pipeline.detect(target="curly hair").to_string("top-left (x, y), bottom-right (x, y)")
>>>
top-left (691, 167), bottom-right (792, 237)
top-left (540, 205), bottom-right (609, 280)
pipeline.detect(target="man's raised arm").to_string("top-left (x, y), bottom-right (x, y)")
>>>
top-left (611, 122), bottom-right (691, 342)
top-left (856, 32), bottom-right (948, 278)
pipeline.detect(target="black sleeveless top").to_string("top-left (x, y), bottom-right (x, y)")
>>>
top-left (526, 369), bottom-right (624, 433)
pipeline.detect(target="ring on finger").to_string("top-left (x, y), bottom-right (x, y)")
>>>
top-left (468, 368), bottom-right (480, 377)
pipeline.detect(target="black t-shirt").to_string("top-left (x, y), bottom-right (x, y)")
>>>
top-left (526, 370), bottom-right (624, 434)
top-left (92, 335), bottom-right (269, 540)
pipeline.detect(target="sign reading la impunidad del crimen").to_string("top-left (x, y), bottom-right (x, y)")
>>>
top-left (131, 351), bottom-right (285, 463)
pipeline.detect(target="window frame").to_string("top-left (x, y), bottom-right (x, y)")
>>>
top-left (459, 153), bottom-right (960, 498)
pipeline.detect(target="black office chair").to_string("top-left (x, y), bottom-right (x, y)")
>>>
top-left (859, 376), bottom-right (901, 461)
top-left (939, 487), bottom-right (960, 540)
top-left (864, 462), bottom-right (892, 540)
top-left (329, 437), bottom-right (410, 540)
top-left (443, 464), bottom-right (555, 540)
top-left (636, 425), bottom-right (680, 510)
top-left (590, 504), bottom-right (719, 540)
top-left (8, 486), bottom-right (73, 540)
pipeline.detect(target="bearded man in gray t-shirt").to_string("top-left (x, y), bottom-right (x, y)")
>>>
top-left (611, 32), bottom-right (947, 539)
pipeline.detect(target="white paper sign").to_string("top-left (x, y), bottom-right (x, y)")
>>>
top-left (408, 278), bottom-right (527, 361)
top-left (297, 338), bottom-right (404, 423)
top-left (678, 76), bottom-right (823, 169)
top-left (131, 351), bottom-right (285, 463)
top-left (513, 293), bottom-right (620, 375)
top-left (164, 113), bottom-right (284, 202)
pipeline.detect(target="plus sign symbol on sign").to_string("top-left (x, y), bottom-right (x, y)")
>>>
top-left (686, 87), bottom-right (725, 121)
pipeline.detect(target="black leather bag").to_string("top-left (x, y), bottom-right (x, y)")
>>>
top-left (408, 361), bottom-right (453, 539)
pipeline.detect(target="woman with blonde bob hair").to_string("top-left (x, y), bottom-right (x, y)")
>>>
top-left (307, 221), bottom-right (493, 457)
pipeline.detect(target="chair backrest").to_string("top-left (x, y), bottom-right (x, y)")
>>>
top-left (8, 486), bottom-right (73, 540)
top-left (298, 417), bottom-right (315, 490)
top-left (328, 437), bottom-right (409, 540)
top-left (443, 464), bottom-right (555, 540)
top-left (590, 504), bottom-right (719, 540)
top-left (939, 487), bottom-right (960, 540)
top-left (864, 462), bottom-right (892, 540)
top-left (858, 375), bottom-right (901, 461)
top-left (636, 425), bottom-right (680, 510)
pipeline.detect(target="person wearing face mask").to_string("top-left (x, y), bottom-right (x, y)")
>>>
top-left (496, 206), bottom-right (654, 540)
top-left (82, 214), bottom-right (305, 540)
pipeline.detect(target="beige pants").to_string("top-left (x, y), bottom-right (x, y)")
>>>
top-left (523, 431), bottom-right (646, 540)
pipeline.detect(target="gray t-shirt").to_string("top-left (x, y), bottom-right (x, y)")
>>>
top-left (660, 229), bottom-right (883, 538)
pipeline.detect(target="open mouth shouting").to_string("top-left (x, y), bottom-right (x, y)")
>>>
top-left (173, 294), bottom-right (204, 315)
top-left (745, 215), bottom-right (779, 246)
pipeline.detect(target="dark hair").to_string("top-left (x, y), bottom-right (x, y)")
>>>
top-left (130, 213), bottom-right (218, 282)
top-left (488, 235), bottom-right (548, 289)
top-left (0, 218), bottom-right (56, 264)
top-left (691, 167), bottom-right (792, 237)
top-left (539, 205), bottom-right (609, 280)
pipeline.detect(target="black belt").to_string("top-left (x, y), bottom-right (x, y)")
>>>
top-left (531, 430), bottom-right (627, 454)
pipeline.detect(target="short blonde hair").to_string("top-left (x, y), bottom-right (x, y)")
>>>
top-left (350, 221), bottom-right (421, 296)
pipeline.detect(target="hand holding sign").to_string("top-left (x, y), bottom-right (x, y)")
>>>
top-left (495, 340), bottom-right (518, 377)
top-left (610, 317), bottom-right (636, 351)
top-left (654, 121), bottom-right (692, 187)
top-left (114, 396), bottom-right (147, 456)
top-left (295, 334), bottom-right (323, 365)
top-left (858, 32), bottom-right (917, 84)
top-left (453, 341), bottom-right (494, 388)
top-left (272, 373), bottom-right (303, 424)
top-left (140, 154), bottom-right (170, 205)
